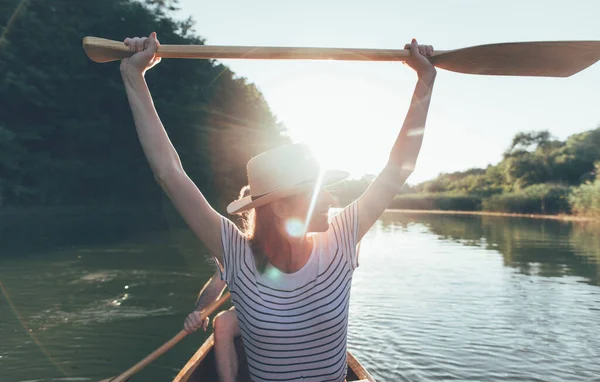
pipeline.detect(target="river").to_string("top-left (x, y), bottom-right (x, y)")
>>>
top-left (1, 208), bottom-right (599, 381)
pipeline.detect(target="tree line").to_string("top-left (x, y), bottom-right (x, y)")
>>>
top-left (0, 0), bottom-right (290, 212)
top-left (336, 127), bottom-right (600, 218)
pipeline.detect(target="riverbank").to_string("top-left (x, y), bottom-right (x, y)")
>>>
top-left (386, 208), bottom-right (599, 222)
top-left (3, 203), bottom-right (598, 223)
top-left (0, 202), bottom-right (187, 254)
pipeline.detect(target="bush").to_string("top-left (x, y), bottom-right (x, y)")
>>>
top-left (482, 183), bottom-right (572, 214)
top-left (389, 193), bottom-right (482, 211)
top-left (569, 180), bottom-right (600, 218)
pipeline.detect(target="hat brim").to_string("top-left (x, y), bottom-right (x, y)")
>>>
top-left (226, 169), bottom-right (349, 215)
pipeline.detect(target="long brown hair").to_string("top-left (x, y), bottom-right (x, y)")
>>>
top-left (237, 186), bottom-right (291, 273)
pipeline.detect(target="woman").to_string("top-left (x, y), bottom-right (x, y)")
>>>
top-left (120, 32), bottom-right (436, 382)
top-left (183, 188), bottom-right (363, 381)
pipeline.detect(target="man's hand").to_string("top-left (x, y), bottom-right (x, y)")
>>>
top-left (404, 38), bottom-right (436, 80)
top-left (184, 311), bottom-right (210, 333)
top-left (120, 32), bottom-right (162, 75)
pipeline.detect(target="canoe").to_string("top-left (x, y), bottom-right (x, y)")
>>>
top-left (173, 334), bottom-right (376, 382)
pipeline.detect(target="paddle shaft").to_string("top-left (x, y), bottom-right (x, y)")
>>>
top-left (83, 36), bottom-right (448, 63)
top-left (100, 292), bottom-right (231, 382)
top-left (83, 37), bottom-right (600, 77)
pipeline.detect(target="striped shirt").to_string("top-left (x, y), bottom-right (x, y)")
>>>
top-left (217, 202), bottom-right (359, 382)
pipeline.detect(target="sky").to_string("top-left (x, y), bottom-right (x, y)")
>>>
top-left (174, 0), bottom-right (600, 184)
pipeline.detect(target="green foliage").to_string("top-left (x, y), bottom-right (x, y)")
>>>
top-left (553, 129), bottom-right (600, 184)
top-left (389, 193), bottom-right (482, 211)
top-left (332, 127), bottom-right (600, 217)
top-left (504, 130), bottom-right (554, 156)
top-left (482, 183), bottom-right (572, 215)
top-left (0, 0), bottom-right (289, 208)
top-left (569, 181), bottom-right (600, 218)
top-left (499, 128), bottom-right (600, 189)
top-left (406, 128), bottom-right (600, 217)
top-left (414, 168), bottom-right (504, 197)
top-left (569, 163), bottom-right (600, 218)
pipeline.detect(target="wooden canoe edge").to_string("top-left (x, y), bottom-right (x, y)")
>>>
top-left (173, 338), bottom-right (375, 382)
top-left (173, 334), bottom-right (215, 382)
top-left (347, 351), bottom-right (376, 382)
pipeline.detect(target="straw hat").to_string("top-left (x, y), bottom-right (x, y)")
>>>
top-left (226, 144), bottom-right (349, 214)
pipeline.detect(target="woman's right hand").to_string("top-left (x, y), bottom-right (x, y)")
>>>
top-left (120, 32), bottom-right (161, 75)
top-left (184, 311), bottom-right (210, 333)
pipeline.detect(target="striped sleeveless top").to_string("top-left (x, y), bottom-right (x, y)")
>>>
top-left (217, 202), bottom-right (359, 382)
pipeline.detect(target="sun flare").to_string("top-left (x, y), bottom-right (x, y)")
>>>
top-left (267, 64), bottom-right (406, 178)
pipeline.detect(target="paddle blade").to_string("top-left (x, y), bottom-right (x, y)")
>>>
top-left (83, 37), bottom-right (131, 63)
top-left (431, 41), bottom-right (600, 77)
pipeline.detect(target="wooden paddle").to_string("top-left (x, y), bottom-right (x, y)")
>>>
top-left (82, 37), bottom-right (600, 77)
top-left (99, 291), bottom-right (231, 382)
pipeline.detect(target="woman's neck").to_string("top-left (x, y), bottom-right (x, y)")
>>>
top-left (269, 234), bottom-right (313, 274)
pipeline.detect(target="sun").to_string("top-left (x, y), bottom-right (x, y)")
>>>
top-left (265, 63), bottom-right (404, 179)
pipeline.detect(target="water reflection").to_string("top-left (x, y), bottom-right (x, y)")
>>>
top-left (378, 211), bottom-right (600, 286)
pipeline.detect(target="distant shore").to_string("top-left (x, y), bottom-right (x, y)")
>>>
top-left (384, 208), bottom-right (599, 222)
top-left (2, 204), bottom-right (598, 223)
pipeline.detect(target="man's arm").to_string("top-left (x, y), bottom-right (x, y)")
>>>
top-left (194, 269), bottom-right (227, 311)
top-left (356, 39), bottom-right (437, 240)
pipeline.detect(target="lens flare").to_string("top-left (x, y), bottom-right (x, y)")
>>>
top-left (407, 126), bottom-right (425, 137)
top-left (265, 265), bottom-right (282, 281)
top-left (0, 280), bottom-right (67, 377)
top-left (303, 169), bottom-right (326, 234)
top-left (0, 0), bottom-right (29, 49)
top-left (285, 218), bottom-right (305, 238)
top-left (401, 162), bottom-right (416, 172)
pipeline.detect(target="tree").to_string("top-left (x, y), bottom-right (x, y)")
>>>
top-left (0, 0), bottom-right (289, 208)
top-left (504, 130), bottom-right (553, 156)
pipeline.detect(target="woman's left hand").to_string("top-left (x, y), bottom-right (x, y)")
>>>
top-left (404, 39), bottom-right (436, 79)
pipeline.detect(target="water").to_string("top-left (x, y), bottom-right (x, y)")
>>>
top-left (1, 208), bottom-right (599, 381)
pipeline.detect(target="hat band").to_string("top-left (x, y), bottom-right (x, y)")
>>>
top-left (249, 179), bottom-right (317, 201)
top-left (250, 192), bottom-right (267, 201)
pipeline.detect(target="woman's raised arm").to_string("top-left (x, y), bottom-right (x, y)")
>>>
top-left (356, 39), bottom-right (437, 241)
top-left (120, 32), bottom-right (223, 261)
